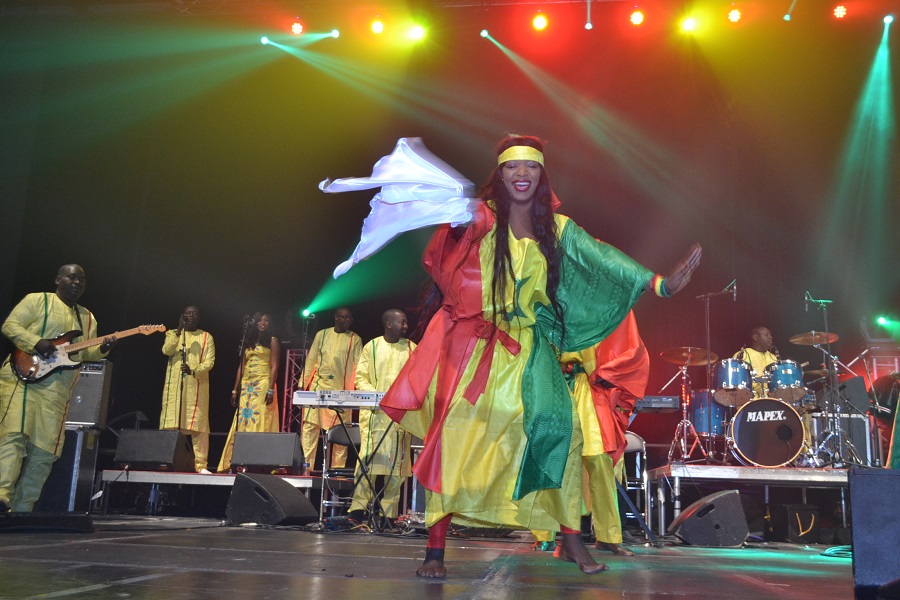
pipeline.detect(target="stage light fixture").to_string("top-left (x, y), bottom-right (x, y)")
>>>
top-left (681, 16), bottom-right (698, 32)
top-left (630, 10), bottom-right (645, 25)
top-left (302, 309), bottom-right (311, 318)
top-left (783, 14), bottom-right (791, 21)
top-left (585, 22), bottom-right (593, 30)
top-left (480, 29), bottom-right (489, 38)
top-left (728, 9), bottom-right (741, 23)
top-left (371, 18), bottom-right (384, 34)
top-left (291, 22), bottom-right (303, 35)
top-left (834, 5), bottom-right (847, 19)
top-left (331, 29), bottom-right (340, 38)
top-left (260, 36), bottom-right (269, 45)
top-left (533, 12), bottom-right (548, 31)
top-left (886, 15), bottom-right (894, 24)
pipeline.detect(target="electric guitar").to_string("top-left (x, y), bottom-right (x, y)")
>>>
top-left (11, 324), bottom-right (166, 383)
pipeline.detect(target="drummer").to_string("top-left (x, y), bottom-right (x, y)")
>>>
top-left (734, 326), bottom-right (778, 398)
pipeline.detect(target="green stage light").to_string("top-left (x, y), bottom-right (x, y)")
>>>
top-left (886, 15), bottom-right (895, 24)
top-left (331, 29), bottom-right (340, 38)
top-left (480, 29), bottom-right (489, 38)
top-left (408, 25), bottom-right (426, 40)
top-left (877, 316), bottom-right (890, 326)
top-left (302, 308), bottom-right (312, 318)
top-left (260, 36), bottom-right (269, 45)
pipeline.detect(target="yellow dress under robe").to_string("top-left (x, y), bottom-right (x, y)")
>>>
top-left (349, 336), bottom-right (417, 518)
top-left (217, 343), bottom-right (280, 472)
top-left (160, 329), bottom-right (215, 471)
top-left (381, 208), bottom-right (652, 532)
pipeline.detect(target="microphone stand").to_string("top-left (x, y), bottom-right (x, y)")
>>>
top-left (230, 316), bottom-right (252, 462)
top-left (177, 328), bottom-right (187, 436)
top-left (694, 279), bottom-right (736, 463)
top-left (808, 295), bottom-right (863, 468)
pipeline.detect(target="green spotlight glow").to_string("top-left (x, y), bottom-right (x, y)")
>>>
top-left (302, 308), bottom-right (311, 318)
top-left (331, 29), bottom-right (340, 38)
top-left (480, 29), bottom-right (489, 38)
top-left (260, 36), bottom-right (269, 45)
top-left (886, 15), bottom-right (894, 24)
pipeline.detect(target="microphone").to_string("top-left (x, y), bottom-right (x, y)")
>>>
top-left (733, 281), bottom-right (737, 302)
top-left (804, 292), bottom-right (809, 312)
top-left (771, 345), bottom-right (780, 359)
top-left (305, 313), bottom-right (317, 320)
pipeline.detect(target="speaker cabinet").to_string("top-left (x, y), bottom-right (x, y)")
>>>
top-left (849, 469), bottom-right (900, 595)
top-left (668, 490), bottom-right (749, 547)
top-left (114, 430), bottom-right (194, 472)
top-left (226, 473), bottom-right (319, 526)
top-left (66, 361), bottom-right (113, 427)
top-left (35, 428), bottom-right (100, 512)
top-left (232, 432), bottom-right (304, 474)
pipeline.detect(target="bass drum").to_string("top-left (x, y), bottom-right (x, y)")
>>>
top-left (729, 397), bottom-right (805, 467)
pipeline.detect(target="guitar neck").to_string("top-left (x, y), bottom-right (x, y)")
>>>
top-left (64, 326), bottom-right (146, 353)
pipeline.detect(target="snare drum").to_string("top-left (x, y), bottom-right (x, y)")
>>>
top-left (729, 397), bottom-right (805, 467)
top-left (713, 358), bottom-right (753, 407)
top-left (690, 390), bottom-right (729, 437)
top-left (765, 360), bottom-right (807, 403)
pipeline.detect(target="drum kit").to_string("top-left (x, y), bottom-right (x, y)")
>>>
top-left (662, 329), bottom-right (868, 468)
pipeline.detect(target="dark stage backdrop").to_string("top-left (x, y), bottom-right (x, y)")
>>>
top-left (1, 2), bottom-right (898, 465)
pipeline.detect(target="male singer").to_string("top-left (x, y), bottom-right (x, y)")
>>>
top-left (160, 305), bottom-right (215, 474)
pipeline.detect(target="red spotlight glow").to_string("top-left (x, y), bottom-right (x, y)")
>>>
top-left (833, 5), bottom-right (848, 19)
top-left (630, 10), bottom-right (645, 25)
top-left (291, 21), bottom-right (303, 35)
top-left (533, 13), bottom-right (548, 31)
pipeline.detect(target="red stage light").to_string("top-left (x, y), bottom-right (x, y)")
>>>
top-left (834, 5), bottom-right (848, 19)
top-left (533, 13), bottom-right (548, 31)
top-left (630, 10), bottom-right (645, 26)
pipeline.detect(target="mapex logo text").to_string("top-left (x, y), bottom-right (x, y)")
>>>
top-left (745, 410), bottom-right (786, 422)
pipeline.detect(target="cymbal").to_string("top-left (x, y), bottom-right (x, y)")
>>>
top-left (789, 331), bottom-right (839, 346)
top-left (660, 346), bottom-right (719, 366)
top-left (803, 369), bottom-right (829, 378)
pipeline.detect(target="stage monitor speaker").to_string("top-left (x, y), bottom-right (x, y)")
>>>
top-left (114, 429), bottom-right (194, 472)
top-left (66, 360), bottom-right (113, 427)
top-left (232, 432), bottom-right (304, 474)
top-left (849, 469), bottom-right (900, 595)
top-left (667, 489), bottom-right (749, 547)
top-left (226, 473), bottom-right (319, 526)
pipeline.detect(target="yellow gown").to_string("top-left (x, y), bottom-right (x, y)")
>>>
top-left (217, 343), bottom-right (280, 472)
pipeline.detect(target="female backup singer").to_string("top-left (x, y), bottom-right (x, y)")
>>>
top-left (216, 313), bottom-right (281, 473)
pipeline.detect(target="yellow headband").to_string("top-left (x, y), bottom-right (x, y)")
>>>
top-left (497, 145), bottom-right (544, 166)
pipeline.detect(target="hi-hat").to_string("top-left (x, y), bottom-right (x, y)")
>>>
top-left (789, 331), bottom-right (839, 346)
top-left (660, 347), bottom-right (718, 366)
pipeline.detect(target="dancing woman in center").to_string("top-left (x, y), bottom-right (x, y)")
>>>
top-left (374, 135), bottom-right (702, 578)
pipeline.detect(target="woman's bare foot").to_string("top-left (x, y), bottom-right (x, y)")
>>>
top-left (417, 548), bottom-right (447, 578)
top-left (595, 541), bottom-right (635, 556)
top-left (556, 533), bottom-right (609, 574)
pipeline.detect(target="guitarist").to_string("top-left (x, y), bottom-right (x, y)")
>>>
top-left (0, 264), bottom-right (116, 513)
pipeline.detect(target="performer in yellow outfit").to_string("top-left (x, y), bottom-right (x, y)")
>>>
top-left (160, 305), bottom-right (215, 473)
top-left (348, 309), bottom-right (417, 525)
top-left (217, 313), bottom-right (281, 472)
top-left (532, 311), bottom-right (649, 556)
top-left (0, 265), bottom-right (116, 512)
top-left (322, 135), bottom-right (703, 577)
top-left (734, 326), bottom-right (778, 398)
top-left (300, 307), bottom-right (362, 471)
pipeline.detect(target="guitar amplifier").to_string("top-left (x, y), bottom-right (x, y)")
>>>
top-left (66, 360), bottom-right (113, 428)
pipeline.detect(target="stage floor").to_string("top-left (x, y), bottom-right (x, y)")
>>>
top-left (0, 515), bottom-right (854, 599)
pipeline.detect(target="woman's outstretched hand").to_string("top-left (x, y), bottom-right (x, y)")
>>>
top-left (663, 243), bottom-right (703, 296)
